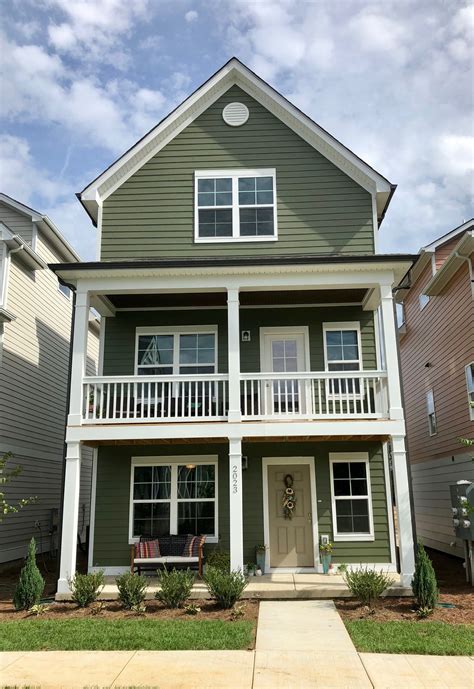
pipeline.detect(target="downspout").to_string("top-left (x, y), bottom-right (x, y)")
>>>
top-left (454, 251), bottom-right (474, 296)
top-left (55, 278), bottom-right (77, 590)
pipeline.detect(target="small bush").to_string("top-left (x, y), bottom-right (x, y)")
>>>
top-left (27, 604), bottom-right (50, 616)
top-left (204, 567), bottom-right (248, 609)
top-left (156, 568), bottom-right (194, 608)
top-left (343, 566), bottom-right (392, 607)
top-left (206, 549), bottom-right (230, 573)
top-left (412, 541), bottom-right (438, 613)
top-left (116, 572), bottom-right (148, 610)
top-left (13, 538), bottom-right (44, 611)
top-left (69, 571), bottom-right (104, 608)
top-left (184, 603), bottom-right (201, 615)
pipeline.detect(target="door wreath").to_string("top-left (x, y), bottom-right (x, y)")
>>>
top-left (282, 474), bottom-right (296, 519)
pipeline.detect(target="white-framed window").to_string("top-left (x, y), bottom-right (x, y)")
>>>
top-left (135, 326), bottom-right (218, 376)
top-left (329, 452), bottom-right (374, 541)
top-left (58, 281), bottom-right (71, 299)
top-left (194, 169), bottom-right (277, 242)
top-left (323, 322), bottom-right (362, 395)
top-left (465, 363), bottom-right (474, 421)
top-left (426, 389), bottom-right (437, 435)
top-left (130, 456), bottom-right (218, 543)
top-left (419, 293), bottom-right (430, 310)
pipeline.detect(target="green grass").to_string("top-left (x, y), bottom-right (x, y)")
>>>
top-left (0, 618), bottom-right (254, 651)
top-left (345, 620), bottom-right (474, 656)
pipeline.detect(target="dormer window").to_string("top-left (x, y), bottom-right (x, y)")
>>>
top-left (195, 169), bottom-right (277, 242)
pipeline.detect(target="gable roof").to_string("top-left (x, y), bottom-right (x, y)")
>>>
top-left (78, 57), bottom-right (395, 226)
top-left (0, 193), bottom-right (80, 262)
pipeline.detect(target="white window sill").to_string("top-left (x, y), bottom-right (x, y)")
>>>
top-left (194, 236), bottom-right (278, 243)
top-left (333, 534), bottom-right (375, 542)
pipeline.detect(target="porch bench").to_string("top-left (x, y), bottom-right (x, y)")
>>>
top-left (130, 534), bottom-right (205, 576)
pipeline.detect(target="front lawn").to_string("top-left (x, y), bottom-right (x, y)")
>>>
top-left (0, 618), bottom-right (254, 651)
top-left (345, 620), bottom-right (474, 656)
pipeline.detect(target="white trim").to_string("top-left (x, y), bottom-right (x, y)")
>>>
top-left (98, 316), bottom-right (106, 375)
top-left (79, 59), bottom-right (392, 221)
top-left (194, 168), bottom-right (277, 243)
top-left (96, 202), bottom-right (103, 261)
top-left (382, 441), bottom-right (397, 566)
top-left (116, 301), bottom-right (364, 312)
top-left (423, 218), bottom-right (474, 251)
top-left (262, 456), bottom-right (320, 572)
top-left (391, 435), bottom-right (415, 585)
top-left (329, 451), bottom-right (375, 542)
top-left (135, 325), bottom-right (218, 376)
top-left (87, 449), bottom-right (98, 571)
top-left (465, 363), bottom-right (474, 421)
top-left (129, 455), bottom-right (219, 544)
top-left (229, 437), bottom-right (243, 571)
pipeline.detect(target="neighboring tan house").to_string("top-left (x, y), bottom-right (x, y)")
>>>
top-left (51, 58), bottom-right (418, 593)
top-left (0, 193), bottom-right (99, 564)
top-left (397, 219), bottom-right (474, 558)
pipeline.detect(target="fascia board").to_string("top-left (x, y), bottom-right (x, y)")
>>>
top-left (424, 232), bottom-right (474, 296)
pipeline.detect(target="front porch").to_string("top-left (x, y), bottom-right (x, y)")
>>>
top-left (56, 571), bottom-right (412, 601)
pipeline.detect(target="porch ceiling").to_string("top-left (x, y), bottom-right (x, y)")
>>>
top-left (107, 288), bottom-right (368, 309)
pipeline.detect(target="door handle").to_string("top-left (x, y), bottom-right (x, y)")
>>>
top-left (308, 512), bottom-right (312, 522)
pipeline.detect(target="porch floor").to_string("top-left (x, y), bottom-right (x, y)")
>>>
top-left (57, 572), bottom-right (411, 601)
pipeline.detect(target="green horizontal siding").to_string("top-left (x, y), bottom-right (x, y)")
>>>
top-left (101, 85), bottom-right (374, 259)
top-left (93, 441), bottom-right (390, 567)
top-left (103, 306), bottom-right (376, 376)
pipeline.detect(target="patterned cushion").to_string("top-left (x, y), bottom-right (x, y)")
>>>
top-left (183, 534), bottom-right (206, 557)
top-left (135, 539), bottom-right (161, 558)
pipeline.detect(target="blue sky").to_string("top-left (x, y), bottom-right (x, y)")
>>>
top-left (1, 0), bottom-right (473, 259)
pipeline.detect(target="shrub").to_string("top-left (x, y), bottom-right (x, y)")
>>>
top-left (69, 571), bottom-right (104, 607)
top-left (184, 603), bottom-right (201, 615)
top-left (204, 567), bottom-right (248, 609)
top-left (156, 568), bottom-right (194, 608)
top-left (343, 566), bottom-right (392, 607)
top-left (206, 549), bottom-right (230, 573)
top-left (412, 541), bottom-right (438, 613)
top-left (13, 538), bottom-right (44, 611)
top-left (116, 572), bottom-right (148, 610)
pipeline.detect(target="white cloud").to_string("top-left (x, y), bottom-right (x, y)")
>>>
top-left (185, 10), bottom-right (198, 23)
top-left (436, 134), bottom-right (474, 176)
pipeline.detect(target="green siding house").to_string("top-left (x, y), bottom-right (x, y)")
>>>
top-left (52, 59), bottom-right (416, 592)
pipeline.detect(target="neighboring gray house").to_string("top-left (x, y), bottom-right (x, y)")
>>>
top-left (0, 193), bottom-right (99, 564)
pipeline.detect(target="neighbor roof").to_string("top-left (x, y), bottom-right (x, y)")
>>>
top-left (78, 57), bottom-right (395, 226)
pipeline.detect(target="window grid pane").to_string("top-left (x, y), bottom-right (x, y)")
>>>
top-left (333, 462), bottom-right (371, 535)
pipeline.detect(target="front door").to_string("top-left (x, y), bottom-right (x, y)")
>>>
top-left (267, 463), bottom-right (314, 567)
top-left (261, 329), bottom-right (308, 415)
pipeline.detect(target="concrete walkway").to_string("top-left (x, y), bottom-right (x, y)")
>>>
top-left (1, 601), bottom-right (472, 688)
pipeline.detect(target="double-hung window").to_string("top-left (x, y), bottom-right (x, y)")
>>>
top-left (130, 457), bottom-right (218, 542)
top-left (426, 389), bottom-right (437, 435)
top-left (465, 363), bottom-right (474, 421)
top-left (323, 322), bottom-right (362, 395)
top-left (136, 327), bottom-right (217, 376)
top-left (195, 169), bottom-right (276, 241)
top-left (329, 453), bottom-right (374, 541)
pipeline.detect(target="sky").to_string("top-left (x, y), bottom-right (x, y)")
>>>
top-left (0, 0), bottom-right (473, 260)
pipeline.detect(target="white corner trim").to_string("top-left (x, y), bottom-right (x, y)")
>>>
top-left (382, 441), bottom-right (397, 566)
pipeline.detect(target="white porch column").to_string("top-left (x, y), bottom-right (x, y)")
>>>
top-left (57, 442), bottom-right (81, 594)
top-left (68, 288), bottom-right (90, 426)
top-left (229, 437), bottom-right (244, 572)
top-left (227, 288), bottom-right (241, 422)
top-left (391, 435), bottom-right (415, 586)
top-left (379, 283), bottom-right (404, 420)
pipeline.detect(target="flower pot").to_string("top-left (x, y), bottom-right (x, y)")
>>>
top-left (256, 550), bottom-right (266, 574)
top-left (321, 553), bottom-right (332, 574)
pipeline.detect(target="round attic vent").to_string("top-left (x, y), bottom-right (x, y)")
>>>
top-left (222, 102), bottom-right (249, 127)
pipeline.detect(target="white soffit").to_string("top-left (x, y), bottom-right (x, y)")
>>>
top-left (79, 59), bottom-right (393, 222)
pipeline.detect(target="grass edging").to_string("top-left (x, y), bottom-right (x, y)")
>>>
top-left (345, 620), bottom-right (474, 656)
top-left (0, 618), bottom-right (254, 651)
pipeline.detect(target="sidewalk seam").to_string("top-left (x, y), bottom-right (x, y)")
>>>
top-left (358, 653), bottom-right (375, 689)
top-left (0, 652), bottom-right (26, 672)
top-left (109, 650), bottom-right (138, 688)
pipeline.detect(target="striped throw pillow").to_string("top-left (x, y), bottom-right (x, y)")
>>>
top-left (183, 534), bottom-right (206, 557)
top-left (135, 539), bottom-right (161, 558)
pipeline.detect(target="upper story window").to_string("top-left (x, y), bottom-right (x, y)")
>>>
top-left (466, 363), bottom-right (474, 421)
top-left (426, 389), bottom-right (437, 435)
top-left (195, 169), bottom-right (277, 242)
top-left (58, 281), bottom-right (71, 299)
top-left (323, 322), bottom-right (362, 395)
top-left (419, 293), bottom-right (430, 310)
top-left (136, 326), bottom-right (217, 376)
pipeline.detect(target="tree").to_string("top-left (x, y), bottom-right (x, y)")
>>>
top-left (412, 541), bottom-right (438, 612)
top-left (13, 537), bottom-right (45, 610)
top-left (1, 451), bottom-right (37, 521)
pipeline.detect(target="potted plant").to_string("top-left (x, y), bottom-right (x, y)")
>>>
top-left (255, 545), bottom-right (267, 574)
top-left (319, 542), bottom-right (333, 574)
top-left (245, 563), bottom-right (256, 576)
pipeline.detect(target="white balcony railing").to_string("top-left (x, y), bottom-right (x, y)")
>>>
top-left (83, 374), bottom-right (229, 424)
top-left (240, 371), bottom-right (388, 420)
top-left (81, 371), bottom-right (388, 424)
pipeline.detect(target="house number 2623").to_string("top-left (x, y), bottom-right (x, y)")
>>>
top-left (232, 465), bottom-right (239, 494)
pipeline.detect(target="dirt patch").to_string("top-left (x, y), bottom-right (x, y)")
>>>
top-left (336, 548), bottom-right (474, 625)
top-left (0, 598), bottom-right (259, 624)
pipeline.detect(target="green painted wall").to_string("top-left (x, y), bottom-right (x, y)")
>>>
top-left (102, 306), bottom-right (377, 376)
top-left (93, 440), bottom-right (391, 567)
top-left (101, 85), bottom-right (374, 260)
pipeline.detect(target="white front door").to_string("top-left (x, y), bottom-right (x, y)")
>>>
top-left (261, 328), bottom-right (309, 415)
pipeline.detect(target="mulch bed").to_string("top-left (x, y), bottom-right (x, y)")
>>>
top-left (336, 548), bottom-right (474, 625)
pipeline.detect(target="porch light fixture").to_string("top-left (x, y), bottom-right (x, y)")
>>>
top-left (185, 463), bottom-right (196, 470)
